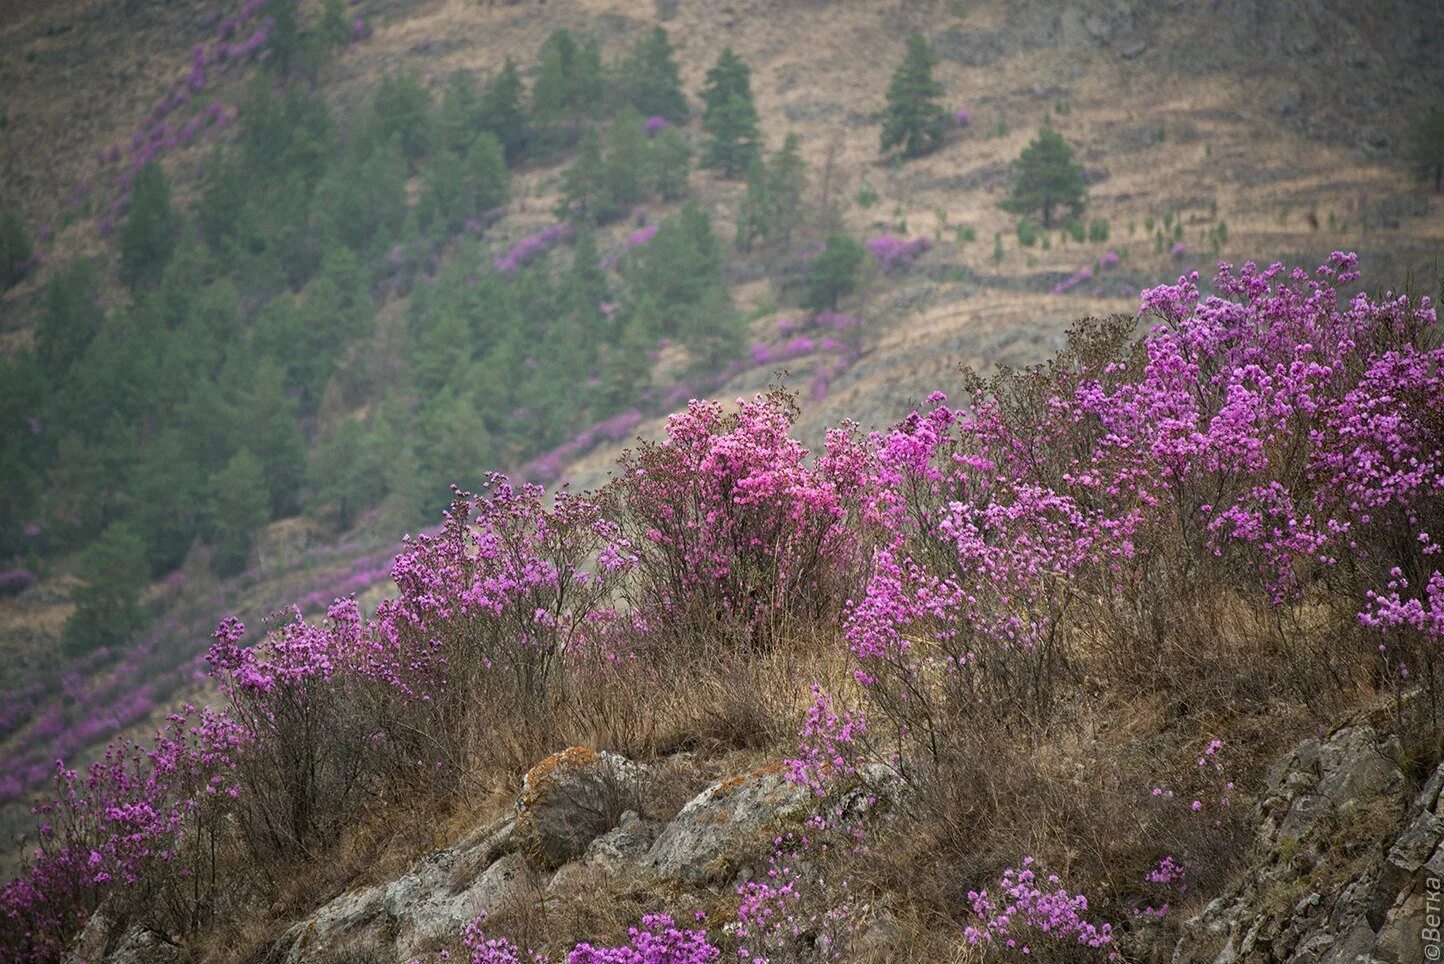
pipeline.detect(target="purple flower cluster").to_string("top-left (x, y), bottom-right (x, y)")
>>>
top-left (495, 223), bottom-right (572, 274)
top-left (1052, 265), bottom-right (1094, 295)
top-left (963, 857), bottom-right (1116, 957)
top-left (521, 410), bottom-right (646, 482)
top-left (866, 234), bottom-right (933, 273)
top-left (643, 116), bottom-right (671, 136)
top-left (460, 912), bottom-right (718, 963)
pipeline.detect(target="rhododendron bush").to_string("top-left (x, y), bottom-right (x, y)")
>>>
top-left (609, 390), bottom-right (870, 649)
top-left (3, 255), bottom-right (1440, 961)
top-left (848, 254), bottom-right (1441, 759)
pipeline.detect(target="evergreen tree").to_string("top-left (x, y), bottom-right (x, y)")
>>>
top-left (625, 202), bottom-right (725, 317)
top-left (206, 448), bottom-right (271, 576)
top-left (700, 48), bottom-right (752, 118)
top-left (645, 127), bottom-right (693, 201)
top-left (602, 108), bottom-right (649, 212)
top-left (62, 522), bottom-right (149, 656)
top-left (1411, 106), bottom-right (1444, 192)
top-left (880, 33), bottom-right (945, 159)
top-left (368, 72), bottom-right (432, 165)
top-left (437, 71), bottom-right (483, 157)
top-left (0, 207), bottom-right (30, 291)
top-left (119, 163), bottom-right (178, 290)
top-left (481, 59), bottom-right (528, 162)
top-left (417, 389), bottom-right (494, 514)
top-left (1001, 126), bottom-right (1087, 228)
top-left (313, 135), bottom-right (407, 253)
top-left (735, 157), bottom-right (771, 252)
top-left (700, 49), bottom-right (760, 178)
top-left (122, 430), bottom-right (206, 575)
top-left (735, 133), bottom-right (808, 251)
top-left (307, 416), bottom-right (393, 530)
top-left (420, 131), bottom-right (508, 233)
top-left (766, 133), bottom-right (808, 245)
top-left (533, 30), bottom-right (604, 125)
top-left (558, 128), bottom-right (614, 223)
top-left (805, 233), bottom-right (865, 312)
top-left (618, 27), bottom-right (690, 121)
top-left (35, 260), bottom-right (105, 383)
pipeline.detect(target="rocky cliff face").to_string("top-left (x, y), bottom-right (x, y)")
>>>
top-left (66, 726), bottom-right (1444, 962)
top-left (1178, 724), bottom-right (1444, 963)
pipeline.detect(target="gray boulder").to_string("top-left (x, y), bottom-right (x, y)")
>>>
top-left (273, 818), bottom-right (529, 962)
top-left (644, 762), bottom-right (813, 885)
top-left (514, 747), bottom-right (648, 867)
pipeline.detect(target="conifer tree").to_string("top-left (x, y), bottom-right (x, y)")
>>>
top-left (880, 33), bottom-right (945, 159)
top-left (805, 233), bottom-right (865, 312)
top-left (700, 48), bottom-right (760, 178)
top-left (766, 133), bottom-right (807, 245)
top-left (533, 30), bottom-right (603, 124)
top-left (62, 522), bottom-right (149, 655)
top-left (369, 72), bottom-right (432, 165)
top-left (735, 157), bottom-right (771, 252)
top-left (35, 259), bottom-right (104, 382)
top-left (645, 127), bottom-right (693, 200)
top-left (437, 71), bottom-right (482, 157)
top-left (206, 448), bottom-right (271, 576)
top-left (558, 128), bottom-right (613, 223)
top-left (602, 108), bottom-right (649, 212)
top-left (481, 59), bottom-right (527, 161)
top-left (0, 207), bottom-right (29, 291)
top-left (119, 163), bottom-right (178, 290)
top-left (619, 27), bottom-right (690, 121)
top-left (1411, 106), bottom-right (1444, 192)
top-left (1001, 126), bottom-right (1087, 228)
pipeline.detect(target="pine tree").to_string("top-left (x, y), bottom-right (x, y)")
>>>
top-left (62, 522), bottom-right (149, 656)
top-left (419, 131), bottom-right (508, 233)
top-left (806, 233), bottom-right (865, 312)
top-left (737, 135), bottom-right (807, 251)
top-left (369, 72), bottom-right (432, 165)
top-left (1411, 106), bottom-right (1444, 192)
top-left (645, 127), bottom-right (693, 200)
top-left (700, 49), bottom-right (760, 178)
top-left (119, 163), bottom-right (178, 290)
top-left (533, 30), bottom-right (604, 124)
top-left (437, 71), bottom-right (483, 157)
top-left (481, 59), bottom-right (528, 162)
top-left (206, 448), bottom-right (272, 576)
top-left (0, 207), bottom-right (29, 291)
top-left (618, 27), bottom-right (690, 121)
top-left (735, 157), bottom-right (771, 252)
top-left (766, 133), bottom-right (807, 245)
top-left (558, 128), bottom-right (614, 224)
top-left (35, 259), bottom-right (104, 382)
top-left (603, 108), bottom-right (649, 212)
top-left (1001, 126), bottom-right (1087, 228)
top-left (880, 33), bottom-right (945, 159)
top-left (123, 429), bottom-right (205, 575)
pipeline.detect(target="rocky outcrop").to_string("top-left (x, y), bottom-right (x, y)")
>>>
top-left (644, 761), bottom-right (814, 885)
top-left (271, 817), bottom-right (527, 962)
top-left (514, 747), bottom-right (648, 867)
top-left (1176, 724), bottom-right (1443, 963)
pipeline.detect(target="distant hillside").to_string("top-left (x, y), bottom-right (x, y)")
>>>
top-left (0, 0), bottom-right (1441, 897)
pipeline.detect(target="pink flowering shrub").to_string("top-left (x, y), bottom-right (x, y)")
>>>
top-left (963, 857), bottom-right (1116, 958)
top-left (866, 234), bottom-right (932, 273)
top-left (609, 390), bottom-right (870, 649)
top-left (460, 912), bottom-right (718, 963)
top-left (848, 253), bottom-right (1442, 753)
top-left (0, 708), bottom-right (242, 959)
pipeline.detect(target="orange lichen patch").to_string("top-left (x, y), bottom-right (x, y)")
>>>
top-left (713, 760), bottom-right (786, 799)
top-left (519, 746), bottom-right (598, 808)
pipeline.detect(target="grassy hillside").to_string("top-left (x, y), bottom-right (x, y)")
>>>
top-left (0, 0), bottom-right (1441, 952)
